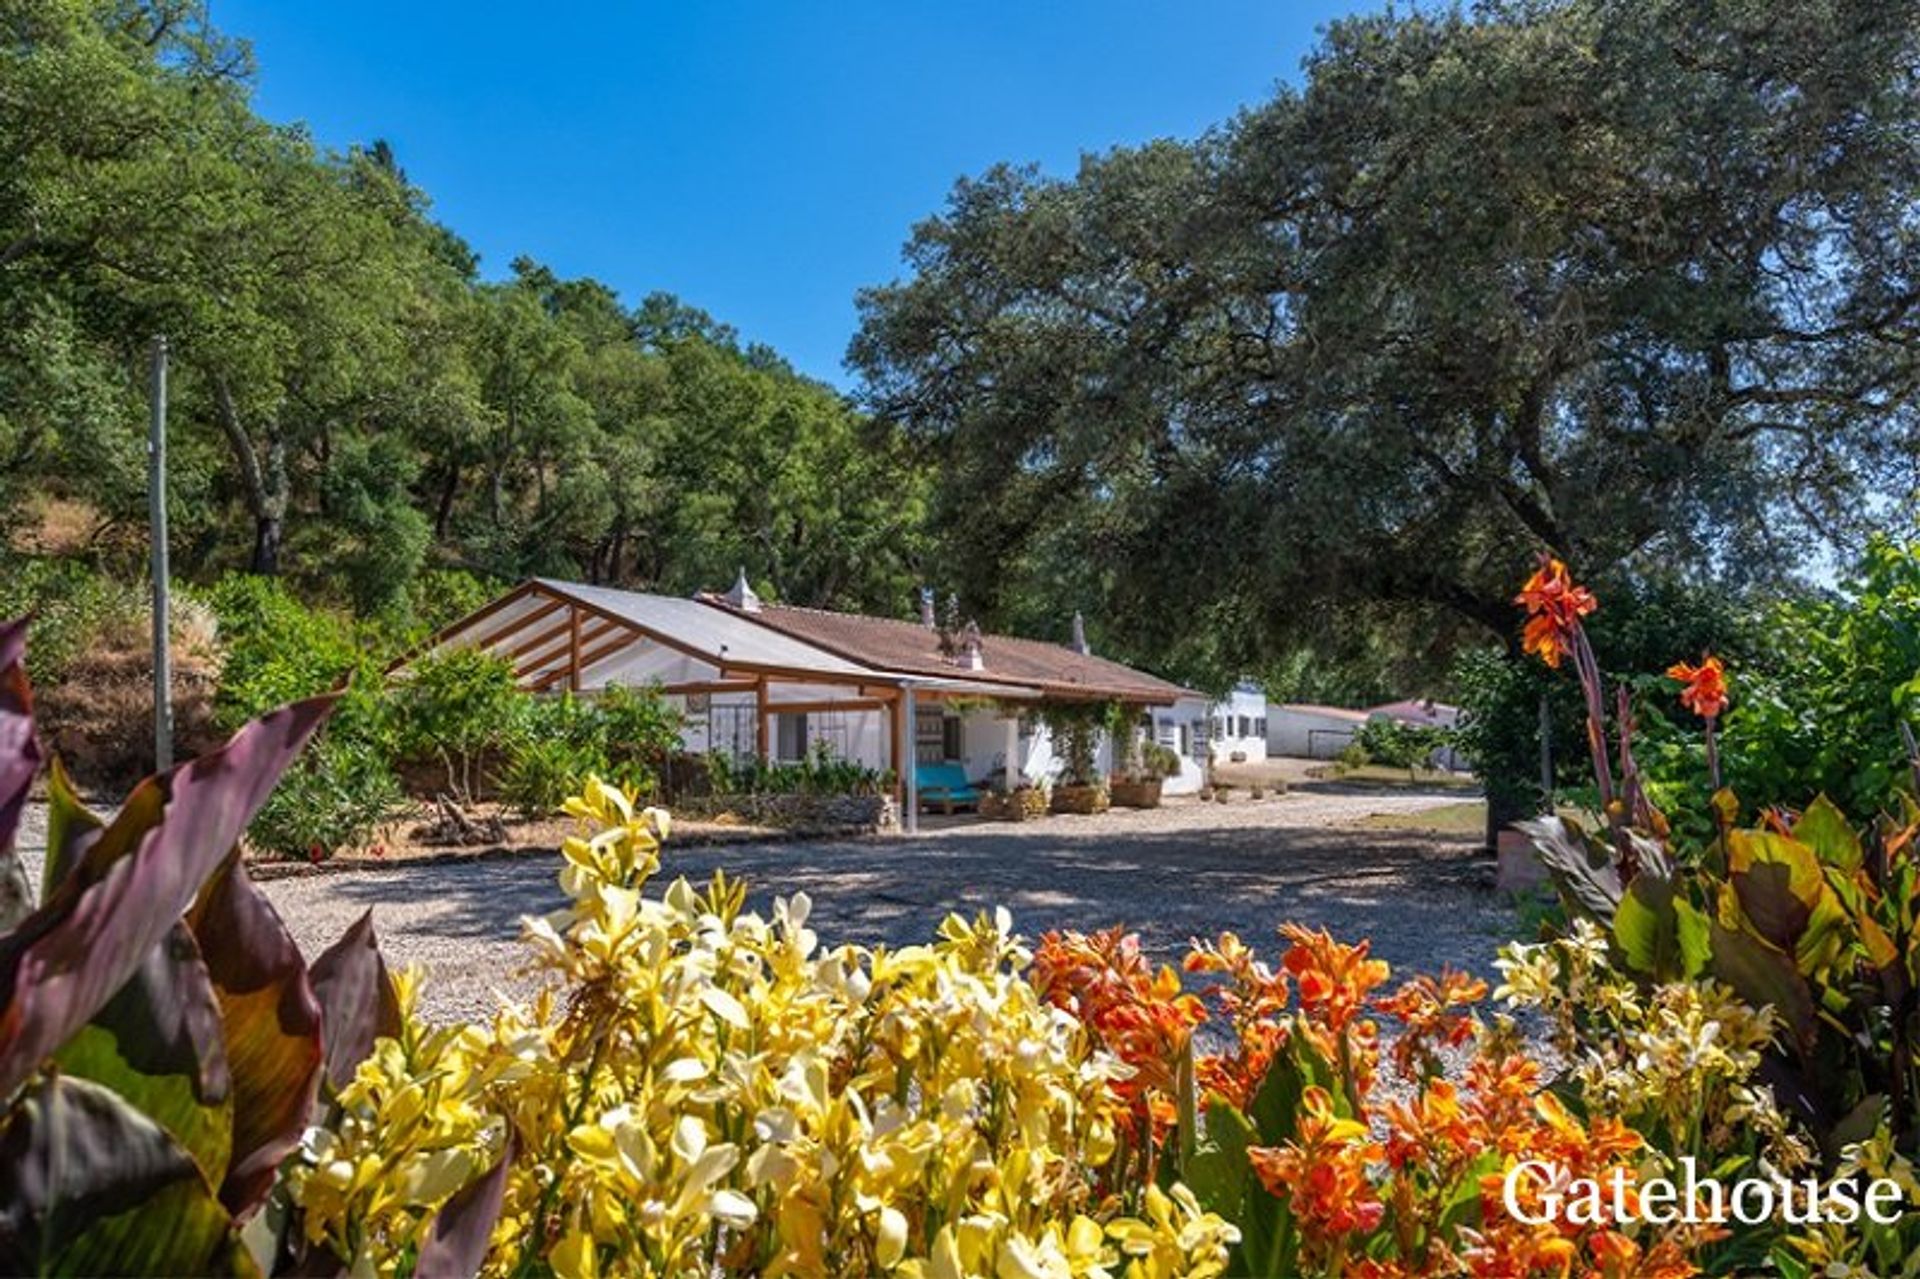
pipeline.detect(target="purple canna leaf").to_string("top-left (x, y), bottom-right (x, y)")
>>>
top-left (0, 1073), bottom-right (236, 1275)
top-left (0, 695), bottom-right (333, 1101)
top-left (308, 911), bottom-right (402, 1093)
top-left (188, 852), bottom-right (324, 1218)
top-left (0, 618), bottom-right (38, 859)
top-left (53, 919), bottom-right (235, 1190)
top-left (413, 1131), bottom-right (516, 1279)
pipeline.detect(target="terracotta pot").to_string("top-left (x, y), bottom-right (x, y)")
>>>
top-left (1049, 784), bottom-right (1111, 816)
top-left (1496, 828), bottom-right (1548, 894)
top-left (1108, 777), bottom-right (1163, 809)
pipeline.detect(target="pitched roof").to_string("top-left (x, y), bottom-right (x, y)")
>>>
top-left (699, 595), bottom-right (1195, 705)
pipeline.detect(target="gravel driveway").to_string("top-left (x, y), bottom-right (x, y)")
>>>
top-left (244, 786), bottom-right (1515, 1025)
top-left (8, 784), bottom-right (1516, 1026)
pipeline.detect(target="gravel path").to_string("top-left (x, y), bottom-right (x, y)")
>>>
top-left (9, 785), bottom-right (1521, 1027)
top-left (253, 786), bottom-right (1513, 1025)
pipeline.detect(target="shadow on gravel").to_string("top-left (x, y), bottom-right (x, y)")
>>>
top-left (308, 817), bottom-right (1505, 982)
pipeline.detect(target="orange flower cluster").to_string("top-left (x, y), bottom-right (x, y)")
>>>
top-left (1035, 923), bottom-right (1714, 1279)
top-left (1516, 557), bottom-right (1598, 668)
top-left (1248, 1085), bottom-right (1385, 1249)
top-left (1280, 923), bottom-right (1391, 1081)
top-left (1664, 654), bottom-right (1728, 719)
top-left (1374, 969), bottom-right (1488, 1080)
top-left (1183, 931), bottom-right (1290, 1108)
top-left (1031, 926), bottom-right (1205, 1138)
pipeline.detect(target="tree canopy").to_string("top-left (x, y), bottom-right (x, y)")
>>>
top-left (2, 0), bottom-right (928, 619)
top-left (852, 0), bottom-right (1920, 689)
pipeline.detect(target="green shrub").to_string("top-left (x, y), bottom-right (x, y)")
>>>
top-left (389, 646), bottom-right (522, 800)
top-left (1335, 740), bottom-right (1370, 770)
top-left (207, 575), bottom-right (368, 726)
top-left (500, 737), bottom-right (606, 817)
top-left (1354, 715), bottom-right (1445, 770)
top-left (594, 682), bottom-right (682, 793)
top-left (0, 557), bottom-right (147, 685)
top-left (1141, 741), bottom-right (1182, 778)
top-left (248, 736), bottom-right (402, 860)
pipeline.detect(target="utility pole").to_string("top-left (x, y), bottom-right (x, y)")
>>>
top-left (149, 336), bottom-right (173, 773)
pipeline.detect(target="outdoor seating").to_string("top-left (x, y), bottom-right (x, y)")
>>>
top-left (915, 762), bottom-right (980, 813)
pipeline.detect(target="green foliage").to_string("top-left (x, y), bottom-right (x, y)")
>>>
top-left (1038, 701), bottom-right (1117, 786)
top-left (497, 684), bottom-right (683, 816)
top-left (1140, 741), bottom-right (1181, 779)
top-left (1352, 717), bottom-right (1444, 771)
top-left (206, 575), bottom-right (364, 730)
top-left (246, 736), bottom-right (402, 860)
top-left (2, 3), bottom-right (928, 616)
top-left (706, 742), bottom-right (890, 798)
top-left (1642, 539), bottom-right (1920, 829)
top-left (0, 556), bottom-right (147, 685)
top-left (389, 647), bottom-right (520, 800)
top-left (853, 0), bottom-right (1920, 691)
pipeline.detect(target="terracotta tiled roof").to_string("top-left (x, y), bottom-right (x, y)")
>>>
top-left (699, 596), bottom-right (1195, 705)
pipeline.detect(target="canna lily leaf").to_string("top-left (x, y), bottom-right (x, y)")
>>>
top-left (414, 1131), bottom-right (516, 1279)
top-left (1726, 830), bottom-right (1827, 951)
top-left (1521, 815), bottom-right (1623, 921)
top-left (40, 758), bottom-right (103, 899)
top-left (1612, 873), bottom-right (1711, 980)
top-left (52, 919), bottom-right (234, 1191)
top-left (0, 619), bottom-right (39, 932)
top-left (0, 618), bottom-right (38, 858)
top-left (0, 695), bottom-right (332, 1103)
top-left (1710, 905), bottom-right (1817, 1060)
top-left (0, 1073), bottom-right (239, 1276)
top-left (188, 852), bottom-right (324, 1217)
top-left (1792, 796), bottom-right (1864, 872)
top-left (309, 911), bottom-right (402, 1092)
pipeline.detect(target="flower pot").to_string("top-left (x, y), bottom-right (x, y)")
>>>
top-left (1496, 828), bottom-right (1548, 894)
top-left (1049, 783), bottom-right (1110, 816)
top-left (1108, 777), bottom-right (1163, 809)
top-left (982, 789), bottom-right (1047, 821)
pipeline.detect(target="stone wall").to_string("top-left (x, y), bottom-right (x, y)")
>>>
top-left (677, 791), bottom-right (899, 834)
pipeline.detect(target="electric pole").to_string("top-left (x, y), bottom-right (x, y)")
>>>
top-left (149, 336), bottom-right (172, 772)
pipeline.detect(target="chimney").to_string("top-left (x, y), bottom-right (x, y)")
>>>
top-left (724, 566), bottom-right (762, 613)
top-left (919, 585), bottom-right (936, 629)
top-left (1069, 611), bottom-right (1090, 655)
top-left (960, 620), bottom-right (985, 671)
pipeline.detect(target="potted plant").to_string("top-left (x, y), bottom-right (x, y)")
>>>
top-left (1111, 741), bottom-right (1180, 808)
top-left (1044, 705), bottom-right (1112, 814)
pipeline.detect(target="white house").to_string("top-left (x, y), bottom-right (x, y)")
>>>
top-left (1266, 703), bottom-right (1370, 759)
top-left (1209, 682), bottom-right (1269, 764)
top-left (413, 575), bottom-right (1203, 822)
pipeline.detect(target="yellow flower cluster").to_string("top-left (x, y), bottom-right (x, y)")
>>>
top-left (285, 968), bottom-right (513, 1274)
top-left (1495, 922), bottom-right (1807, 1170)
top-left (294, 778), bottom-right (1238, 1277)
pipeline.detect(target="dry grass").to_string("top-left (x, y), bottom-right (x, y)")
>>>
top-left (1352, 800), bottom-right (1489, 836)
top-left (34, 598), bottom-right (223, 790)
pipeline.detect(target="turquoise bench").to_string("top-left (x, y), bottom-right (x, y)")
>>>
top-left (916, 762), bottom-right (981, 814)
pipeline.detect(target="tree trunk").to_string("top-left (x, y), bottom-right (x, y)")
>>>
top-left (433, 462), bottom-right (459, 538)
top-left (214, 378), bottom-right (289, 576)
top-left (251, 512), bottom-right (283, 576)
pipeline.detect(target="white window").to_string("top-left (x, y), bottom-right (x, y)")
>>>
top-left (776, 713), bottom-right (809, 763)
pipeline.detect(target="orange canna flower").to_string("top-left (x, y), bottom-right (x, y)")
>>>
top-left (1516, 557), bottom-right (1597, 668)
top-left (1248, 1086), bottom-right (1386, 1244)
top-left (1665, 654), bottom-right (1728, 719)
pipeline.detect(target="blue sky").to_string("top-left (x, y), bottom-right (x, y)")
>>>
top-left (216, 1), bottom-right (1359, 387)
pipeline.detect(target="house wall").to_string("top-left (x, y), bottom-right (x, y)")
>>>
top-left (1209, 685), bottom-right (1269, 763)
top-left (1151, 696), bottom-right (1212, 795)
top-left (1267, 705), bottom-right (1366, 759)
